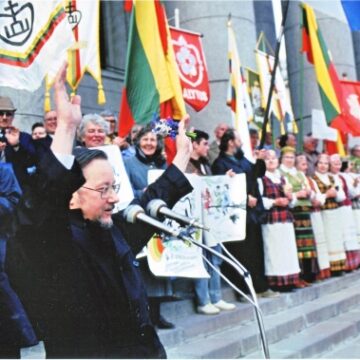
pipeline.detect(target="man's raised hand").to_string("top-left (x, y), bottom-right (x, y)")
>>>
top-left (54, 62), bottom-right (82, 129)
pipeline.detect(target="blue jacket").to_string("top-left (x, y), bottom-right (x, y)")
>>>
top-left (0, 163), bottom-right (38, 351)
top-left (0, 163), bottom-right (22, 240)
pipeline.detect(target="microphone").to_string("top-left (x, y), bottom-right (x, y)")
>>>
top-left (146, 199), bottom-right (209, 231)
top-left (123, 204), bottom-right (181, 238)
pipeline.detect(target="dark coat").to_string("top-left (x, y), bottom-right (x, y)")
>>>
top-left (0, 163), bottom-right (38, 353)
top-left (10, 150), bottom-right (192, 359)
top-left (3, 132), bottom-right (36, 189)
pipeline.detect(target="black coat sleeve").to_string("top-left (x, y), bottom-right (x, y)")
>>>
top-left (115, 164), bottom-right (193, 255)
top-left (29, 149), bottom-right (85, 226)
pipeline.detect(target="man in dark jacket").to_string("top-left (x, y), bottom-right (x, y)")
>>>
top-left (11, 63), bottom-right (193, 359)
top-left (0, 163), bottom-right (38, 358)
top-left (212, 128), bottom-right (278, 299)
top-left (0, 97), bottom-right (36, 189)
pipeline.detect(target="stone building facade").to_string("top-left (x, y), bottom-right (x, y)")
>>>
top-left (0, 0), bottom-right (358, 140)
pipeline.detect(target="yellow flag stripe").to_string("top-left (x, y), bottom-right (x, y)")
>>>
top-left (304, 4), bottom-right (340, 113)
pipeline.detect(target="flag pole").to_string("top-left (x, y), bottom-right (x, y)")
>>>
top-left (259, 0), bottom-right (290, 148)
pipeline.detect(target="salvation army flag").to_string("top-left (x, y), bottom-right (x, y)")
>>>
top-left (169, 26), bottom-right (210, 112)
top-left (0, 0), bottom-right (74, 91)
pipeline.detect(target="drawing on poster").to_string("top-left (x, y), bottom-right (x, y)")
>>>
top-left (146, 170), bottom-right (209, 278)
top-left (202, 174), bottom-right (247, 243)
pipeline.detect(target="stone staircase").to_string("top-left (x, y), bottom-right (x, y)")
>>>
top-left (158, 270), bottom-right (360, 358)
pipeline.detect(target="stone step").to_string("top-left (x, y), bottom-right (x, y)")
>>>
top-left (161, 270), bottom-right (360, 322)
top-left (160, 270), bottom-right (360, 358)
top-left (246, 310), bottom-right (360, 359)
top-left (320, 332), bottom-right (360, 358)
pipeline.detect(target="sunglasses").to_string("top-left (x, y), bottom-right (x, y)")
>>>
top-left (0, 111), bottom-right (14, 117)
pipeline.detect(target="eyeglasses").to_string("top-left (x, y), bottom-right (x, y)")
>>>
top-left (105, 119), bottom-right (116, 124)
top-left (0, 111), bottom-right (14, 117)
top-left (82, 184), bottom-right (120, 199)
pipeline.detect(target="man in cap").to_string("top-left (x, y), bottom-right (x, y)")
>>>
top-left (0, 96), bottom-right (36, 188)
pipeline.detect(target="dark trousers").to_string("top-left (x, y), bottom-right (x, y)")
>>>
top-left (222, 222), bottom-right (269, 294)
top-left (0, 239), bottom-right (38, 357)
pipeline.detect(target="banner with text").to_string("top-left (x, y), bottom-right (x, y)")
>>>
top-left (170, 26), bottom-right (210, 112)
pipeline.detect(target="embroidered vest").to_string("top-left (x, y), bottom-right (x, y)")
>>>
top-left (312, 174), bottom-right (338, 210)
top-left (262, 176), bottom-right (293, 224)
top-left (280, 169), bottom-right (312, 207)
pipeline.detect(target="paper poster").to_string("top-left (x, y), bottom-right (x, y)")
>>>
top-left (94, 145), bottom-right (134, 212)
top-left (311, 109), bottom-right (337, 141)
top-left (146, 170), bottom-right (209, 278)
top-left (202, 174), bottom-right (247, 243)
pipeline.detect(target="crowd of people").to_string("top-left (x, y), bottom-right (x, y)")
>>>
top-left (2, 65), bottom-right (360, 357)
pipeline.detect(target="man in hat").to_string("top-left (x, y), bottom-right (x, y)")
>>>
top-left (0, 96), bottom-right (36, 188)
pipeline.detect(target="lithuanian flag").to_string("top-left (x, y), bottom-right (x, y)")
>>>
top-left (301, 3), bottom-right (346, 155)
top-left (118, 0), bottom-right (185, 138)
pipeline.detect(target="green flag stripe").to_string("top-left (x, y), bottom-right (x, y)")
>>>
top-left (318, 85), bottom-right (339, 123)
top-left (125, 10), bottom-right (160, 124)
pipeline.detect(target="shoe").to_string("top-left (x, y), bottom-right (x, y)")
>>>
top-left (295, 280), bottom-right (310, 289)
top-left (156, 315), bottom-right (175, 329)
top-left (257, 289), bottom-right (280, 298)
top-left (213, 300), bottom-right (236, 311)
top-left (197, 303), bottom-right (220, 315)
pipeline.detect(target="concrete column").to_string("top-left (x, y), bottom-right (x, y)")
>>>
top-left (253, 0), bottom-right (277, 50)
top-left (351, 31), bottom-right (360, 80)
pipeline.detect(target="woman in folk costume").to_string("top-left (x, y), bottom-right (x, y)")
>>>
top-left (258, 150), bottom-right (301, 290)
top-left (312, 154), bottom-right (347, 273)
top-left (342, 161), bottom-right (360, 247)
top-left (329, 154), bottom-right (360, 271)
top-left (279, 146), bottom-right (319, 284)
top-left (296, 154), bottom-right (331, 281)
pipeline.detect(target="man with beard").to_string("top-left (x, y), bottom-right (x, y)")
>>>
top-left (212, 128), bottom-right (279, 299)
top-left (12, 62), bottom-right (193, 359)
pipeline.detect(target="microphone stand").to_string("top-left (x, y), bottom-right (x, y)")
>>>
top-left (125, 205), bottom-right (270, 358)
top-left (176, 228), bottom-right (270, 359)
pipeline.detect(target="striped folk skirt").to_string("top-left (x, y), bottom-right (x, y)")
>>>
top-left (291, 206), bottom-right (319, 279)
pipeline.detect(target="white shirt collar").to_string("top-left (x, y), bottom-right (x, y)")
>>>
top-left (280, 164), bottom-right (297, 176)
top-left (265, 169), bottom-right (282, 183)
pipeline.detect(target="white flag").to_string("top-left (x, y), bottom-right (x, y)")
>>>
top-left (0, 0), bottom-right (74, 91)
top-left (255, 49), bottom-right (295, 133)
top-left (65, 0), bottom-right (105, 104)
top-left (227, 21), bottom-right (253, 162)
